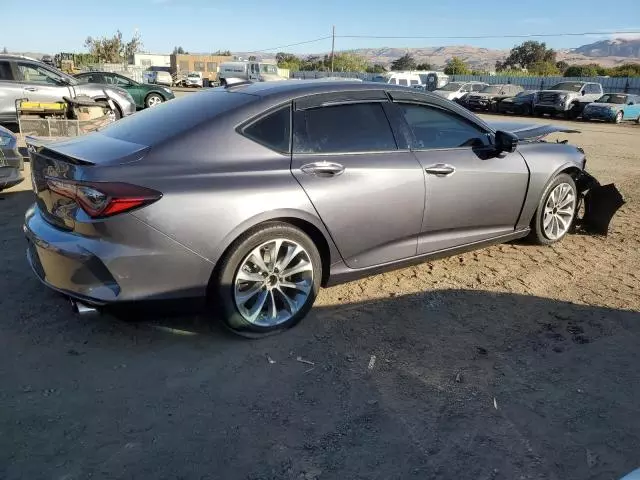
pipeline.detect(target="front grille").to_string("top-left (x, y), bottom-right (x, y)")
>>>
top-left (538, 92), bottom-right (558, 103)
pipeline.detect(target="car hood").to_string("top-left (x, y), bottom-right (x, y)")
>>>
top-left (539, 89), bottom-right (578, 95)
top-left (469, 92), bottom-right (497, 99)
top-left (488, 121), bottom-right (580, 141)
top-left (433, 90), bottom-right (455, 98)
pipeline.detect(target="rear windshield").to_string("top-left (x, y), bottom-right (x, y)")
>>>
top-left (100, 90), bottom-right (256, 145)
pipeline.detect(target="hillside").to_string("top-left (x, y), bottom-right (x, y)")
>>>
top-left (574, 38), bottom-right (640, 58)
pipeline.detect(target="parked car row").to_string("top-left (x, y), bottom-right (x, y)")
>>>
top-left (434, 80), bottom-right (640, 124)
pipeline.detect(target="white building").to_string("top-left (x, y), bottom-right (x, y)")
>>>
top-left (131, 53), bottom-right (171, 68)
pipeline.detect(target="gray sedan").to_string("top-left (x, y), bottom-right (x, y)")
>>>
top-left (23, 81), bottom-right (622, 336)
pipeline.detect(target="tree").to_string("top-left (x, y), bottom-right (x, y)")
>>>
top-left (213, 50), bottom-right (231, 56)
top-left (366, 63), bottom-right (387, 74)
top-left (1, 47), bottom-right (7, 54)
top-left (391, 54), bottom-right (416, 71)
top-left (248, 55), bottom-right (257, 61)
top-left (444, 57), bottom-right (470, 75)
top-left (471, 69), bottom-right (489, 76)
top-left (84, 30), bottom-right (142, 63)
top-left (498, 41), bottom-right (556, 70)
top-left (564, 63), bottom-right (605, 77)
top-left (529, 61), bottom-right (560, 76)
top-left (276, 52), bottom-right (302, 70)
top-left (173, 46), bottom-right (187, 54)
top-left (415, 62), bottom-right (432, 71)
top-left (331, 52), bottom-right (369, 72)
top-left (607, 63), bottom-right (640, 77)
top-left (556, 60), bottom-right (569, 73)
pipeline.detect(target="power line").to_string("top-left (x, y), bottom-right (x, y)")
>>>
top-left (253, 35), bottom-right (332, 53)
top-left (337, 30), bottom-right (640, 40)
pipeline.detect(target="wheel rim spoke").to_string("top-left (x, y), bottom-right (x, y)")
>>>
top-left (275, 287), bottom-right (297, 314)
top-left (282, 259), bottom-right (313, 279)
top-left (248, 249), bottom-right (269, 274)
top-left (236, 269), bottom-right (265, 283)
top-left (235, 283), bottom-right (264, 304)
top-left (246, 290), bottom-right (268, 322)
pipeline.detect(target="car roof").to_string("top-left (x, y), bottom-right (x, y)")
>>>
top-left (224, 79), bottom-right (440, 100)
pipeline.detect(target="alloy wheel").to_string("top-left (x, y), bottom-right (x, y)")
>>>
top-left (147, 94), bottom-right (163, 107)
top-left (543, 183), bottom-right (576, 240)
top-left (233, 239), bottom-right (314, 327)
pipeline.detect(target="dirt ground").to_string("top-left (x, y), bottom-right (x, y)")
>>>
top-left (1, 116), bottom-right (639, 480)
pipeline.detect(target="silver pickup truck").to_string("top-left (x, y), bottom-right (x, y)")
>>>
top-left (533, 81), bottom-right (604, 119)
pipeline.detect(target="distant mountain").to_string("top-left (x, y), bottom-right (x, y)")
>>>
top-left (573, 38), bottom-right (640, 58)
top-left (241, 41), bottom-right (639, 71)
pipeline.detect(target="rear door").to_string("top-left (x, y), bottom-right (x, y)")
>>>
top-left (291, 91), bottom-right (426, 269)
top-left (15, 60), bottom-right (72, 104)
top-left (387, 92), bottom-right (529, 254)
top-left (0, 60), bottom-right (22, 122)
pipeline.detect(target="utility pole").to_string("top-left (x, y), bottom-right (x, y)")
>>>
top-left (330, 25), bottom-right (335, 73)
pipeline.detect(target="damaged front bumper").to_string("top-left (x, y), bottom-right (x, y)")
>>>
top-left (574, 171), bottom-right (625, 235)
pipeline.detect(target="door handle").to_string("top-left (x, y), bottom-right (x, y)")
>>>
top-left (300, 161), bottom-right (345, 178)
top-left (24, 87), bottom-right (38, 92)
top-left (425, 164), bottom-right (456, 176)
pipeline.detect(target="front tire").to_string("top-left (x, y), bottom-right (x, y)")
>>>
top-left (213, 223), bottom-right (322, 336)
top-left (529, 173), bottom-right (577, 245)
top-left (145, 93), bottom-right (164, 108)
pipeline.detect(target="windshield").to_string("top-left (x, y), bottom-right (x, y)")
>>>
top-left (188, 73), bottom-right (200, 78)
top-left (260, 64), bottom-right (278, 74)
top-left (595, 94), bottom-right (628, 104)
top-left (480, 85), bottom-right (503, 94)
top-left (440, 82), bottom-right (464, 92)
top-left (550, 82), bottom-right (584, 92)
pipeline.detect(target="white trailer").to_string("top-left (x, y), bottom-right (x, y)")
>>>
top-left (218, 61), bottom-right (286, 85)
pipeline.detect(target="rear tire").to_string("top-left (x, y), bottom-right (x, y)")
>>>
top-left (212, 223), bottom-right (322, 337)
top-left (528, 173), bottom-right (577, 246)
top-left (614, 111), bottom-right (623, 124)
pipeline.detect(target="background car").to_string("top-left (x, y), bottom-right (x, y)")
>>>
top-left (185, 72), bottom-right (203, 87)
top-left (433, 81), bottom-right (488, 101)
top-left (145, 70), bottom-right (173, 87)
top-left (24, 81), bottom-right (616, 337)
top-left (0, 125), bottom-right (24, 191)
top-left (0, 54), bottom-right (136, 124)
top-left (581, 93), bottom-right (640, 123)
top-left (533, 81), bottom-right (604, 119)
top-left (74, 71), bottom-right (175, 109)
top-left (466, 84), bottom-right (524, 112)
top-left (498, 90), bottom-right (538, 115)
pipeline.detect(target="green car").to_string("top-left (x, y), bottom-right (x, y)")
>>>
top-left (74, 71), bottom-right (175, 109)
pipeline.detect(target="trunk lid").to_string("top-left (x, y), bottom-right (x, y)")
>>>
top-left (27, 133), bottom-right (150, 230)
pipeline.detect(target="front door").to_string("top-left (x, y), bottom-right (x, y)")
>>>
top-left (0, 60), bottom-right (24, 122)
top-left (291, 95), bottom-right (425, 269)
top-left (16, 61), bottom-right (72, 104)
top-left (105, 74), bottom-right (142, 107)
top-left (392, 101), bottom-right (529, 254)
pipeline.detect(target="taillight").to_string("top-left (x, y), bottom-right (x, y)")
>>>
top-left (46, 178), bottom-right (162, 218)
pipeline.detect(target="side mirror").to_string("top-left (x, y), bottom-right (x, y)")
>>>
top-left (495, 130), bottom-right (518, 154)
top-left (629, 102), bottom-right (635, 106)
top-left (581, 90), bottom-right (586, 96)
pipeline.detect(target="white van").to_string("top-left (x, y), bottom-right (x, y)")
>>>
top-left (218, 61), bottom-right (285, 85)
top-left (372, 71), bottom-right (426, 88)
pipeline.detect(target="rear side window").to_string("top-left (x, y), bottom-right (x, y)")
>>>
top-left (293, 103), bottom-right (397, 154)
top-left (0, 61), bottom-right (13, 80)
top-left (398, 79), bottom-right (408, 86)
top-left (242, 105), bottom-right (291, 153)
top-left (398, 103), bottom-right (486, 150)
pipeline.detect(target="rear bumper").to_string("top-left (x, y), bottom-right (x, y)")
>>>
top-left (582, 111), bottom-right (615, 122)
top-left (24, 203), bottom-right (214, 304)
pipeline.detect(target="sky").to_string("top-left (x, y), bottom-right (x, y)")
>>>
top-left (2, 0), bottom-right (640, 55)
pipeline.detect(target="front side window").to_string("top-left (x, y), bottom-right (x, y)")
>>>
top-left (17, 62), bottom-right (64, 85)
top-left (242, 105), bottom-right (291, 153)
top-left (397, 103), bottom-right (486, 150)
top-left (398, 78), bottom-right (408, 86)
top-left (76, 73), bottom-right (102, 84)
top-left (410, 79), bottom-right (419, 85)
top-left (114, 75), bottom-right (132, 86)
top-left (293, 102), bottom-right (397, 154)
